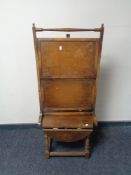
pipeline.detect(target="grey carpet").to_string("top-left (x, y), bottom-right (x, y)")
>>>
top-left (0, 126), bottom-right (131, 175)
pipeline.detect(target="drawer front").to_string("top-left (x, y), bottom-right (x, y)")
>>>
top-left (41, 79), bottom-right (95, 110)
top-left (39, 40), bottom-right (99, 78)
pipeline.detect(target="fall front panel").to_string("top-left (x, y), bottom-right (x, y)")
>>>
top-left (39, 39), bottom-right (99, 78)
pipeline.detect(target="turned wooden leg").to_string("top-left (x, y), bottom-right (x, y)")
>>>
top-left (49, 138), bottom-right (52, 151)
top-left (48, 137), bottom-right (53, 152)
top-left (44, 134), bottom-right (50, 159)
top-left (84, 137), bottom-right (90, 158)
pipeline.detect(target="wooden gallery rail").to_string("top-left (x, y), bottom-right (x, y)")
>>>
top-left (32, 24), bottom-right (104, 159)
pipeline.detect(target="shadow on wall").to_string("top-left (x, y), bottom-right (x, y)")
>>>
top-left (96, 57), bottom-right (115, 121)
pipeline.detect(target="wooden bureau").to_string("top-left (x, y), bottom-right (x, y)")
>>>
top-left (32, 24), bottom-right (104, 159)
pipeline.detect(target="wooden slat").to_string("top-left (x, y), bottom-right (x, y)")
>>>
top-left (40, 75), bottom-right (96, 79)
top-left (34, 27), bottom-right (102, 32)
top-left (44, 129), bottom-right (92, 132)
top-left (43, 107), bottom-right (93, 112)
top-left (38, 38), bottom-right (99, 41)
top-left (44, 111), bottom-right (93, 116)
top-left (49, 151), bottom-right (89, 157)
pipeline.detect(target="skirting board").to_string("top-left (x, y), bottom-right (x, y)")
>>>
top-left (0, 121), bottom-right (131, 129)
top-left (98, 121), bottom-right (131, 127)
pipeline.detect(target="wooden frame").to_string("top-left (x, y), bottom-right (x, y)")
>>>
top-left (44, 129), bottom-right (92, 159)
top-left (32, 24), bottom-right (104, 159)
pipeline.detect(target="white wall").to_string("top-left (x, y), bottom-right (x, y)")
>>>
top-left (0, 0), bottom-right (131, 123)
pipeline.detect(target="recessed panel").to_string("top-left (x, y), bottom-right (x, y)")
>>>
top-left (42, 79), bottom-right (95, 110)
top-left (39, 39), bottom-right (99, 78)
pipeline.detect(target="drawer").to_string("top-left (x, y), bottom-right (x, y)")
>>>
top-left (42, 114), bottom-right (94, 129)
